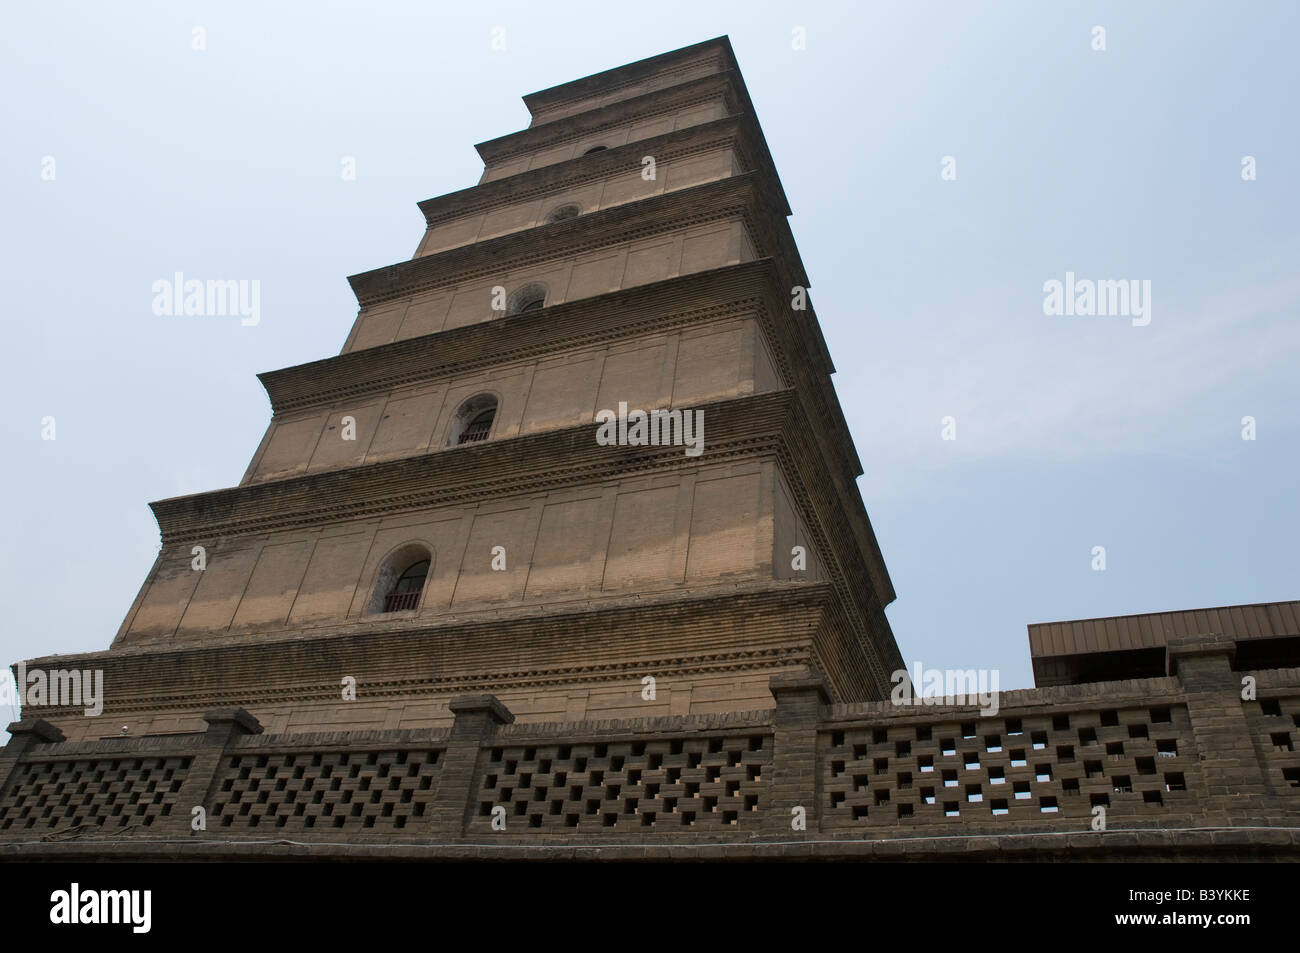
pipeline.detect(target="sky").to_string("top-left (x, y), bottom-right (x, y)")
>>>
top-left (1, 0), bottom-right (1297, 730)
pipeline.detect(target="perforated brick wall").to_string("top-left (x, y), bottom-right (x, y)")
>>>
top-left (0, 756), bottom-right (191, 834)
top-left (1246, 696), bottom-right (1300, 794)
top-left (4, 663), bottom-right (1299, 858)
top-left (822, 704), bottom-right (1201, 829)
top-left (210, 749), bottom-right (444, 832)
top-left (468, 733), bottom-right (770, 833)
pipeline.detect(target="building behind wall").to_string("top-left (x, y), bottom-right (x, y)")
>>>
top-left (22, 36), bottom-right (899, 745)
top-left (3, 38), bottom-right (1297, 860)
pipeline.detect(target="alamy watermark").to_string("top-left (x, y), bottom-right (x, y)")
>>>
top-left (152, 272), bottom-right (260, 326)
top-left (595, 402), bottom-right (704, 457)
top-left (1042, 272), bottom-right (1150, 327)
top-left (1, 662), bottom-right (103, 717)
top-left (891, 662), bottom-right (1001, 716)
top-left (50, 883), bottom-right (150, 933)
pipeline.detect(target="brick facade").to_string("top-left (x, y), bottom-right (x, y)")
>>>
top-left (4, 643), bottom-right (1298, 859)
top-left (5, 37), bottom-right (1295, 860)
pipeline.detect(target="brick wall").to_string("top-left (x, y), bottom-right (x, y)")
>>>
top-left (3, 636), bottom-right (1296, 860)
top-left (123, 455), bottom-right (782, 643)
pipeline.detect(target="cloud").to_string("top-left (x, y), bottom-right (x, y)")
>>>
top-left (844, 270), bottom-right (1300, 497)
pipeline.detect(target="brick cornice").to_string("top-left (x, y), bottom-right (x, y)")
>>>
top-left (263, 254), bottom-right (863, 527)
top-left (151, 390), bottom-right (796, 542)
top-left (27, 586), bottom-right (831, 718)
top-left (347, 172), bottom-right (788, 308)
top-left (488, 56), bottom-right (793, 230)
top-left (141, 385), bottom-right (896, 683)
top-left (418, 115), bottom-right (766, 226)
top-left (521, 37), bottom-right (734, 120)
top-left (474, 71), bottom-right (739, 165)
top-left (261, 261), bottom-right (779, 416)
top-left (773, 408), bottom-right (898, 683)
top-left (256, 265), bottom-right (893, 624)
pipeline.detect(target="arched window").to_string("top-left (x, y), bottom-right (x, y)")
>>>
top-left (384, 559), bottom-right (428, 612)
top-left (582, 145), bottom-right (608, 155)
top-left (459, 408), bottom-right (495, 443)
top-left (367, 545), bottom-right (432, 614)
top-left (447, 394), bottom-right (498, 447)
top-left (506, 283), bottom-right (547, 315)
top-left (544, 204), bottom-right (581, 224)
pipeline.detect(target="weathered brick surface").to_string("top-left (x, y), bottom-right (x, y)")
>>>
top-left (13, 41), bottom-right (899, 749)
top-left (5, 40), bottom-right (1295, 862)
top-left (2, 658), bottom-right (1296, 859)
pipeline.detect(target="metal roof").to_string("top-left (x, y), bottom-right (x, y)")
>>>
top-left (1028, 600), bottom-right (1300, 659)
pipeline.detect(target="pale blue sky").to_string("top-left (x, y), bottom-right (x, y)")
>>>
top-left (2, 1), bottom-right (1297, 724)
